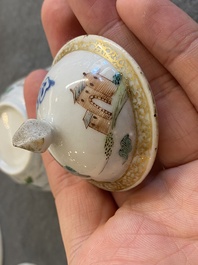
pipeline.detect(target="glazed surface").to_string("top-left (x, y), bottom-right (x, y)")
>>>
top-left (37, 50), bottom-right (136, 182)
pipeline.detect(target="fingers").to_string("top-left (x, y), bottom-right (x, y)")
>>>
top-left (65, 0), bottom-right (198, 167)
top-left (115, 0), bottom-right (198, 167)
top-left (67, 0), bottom-right (120, 37)
top-left (66, 0), bottom-right (157, 74)
top-left (117, 0), bottom-right (198, 110)
top-left (41, 0), bottom-right (85, 57)
top-left (41, 0), bottom-right (198, 168)
top-left (42, 0), bottom-right (171, 94)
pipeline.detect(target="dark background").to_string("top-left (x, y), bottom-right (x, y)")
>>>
top-left (0, 1), bottom-right (198, 264)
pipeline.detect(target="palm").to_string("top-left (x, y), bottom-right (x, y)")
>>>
top-left (25, 0), bottom-right (198, 263)
top-left (63, 163), bottom-right (198, 264)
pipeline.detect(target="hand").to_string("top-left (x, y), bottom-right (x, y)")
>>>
top-left (24, 0), bottom-right (198, 264)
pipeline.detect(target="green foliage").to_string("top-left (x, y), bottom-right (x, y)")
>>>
top-left (119, 134), bottom-right (132, 162)
top-left (104, 132), bottom-right (114, 160)
top-left (25, 176), bottom-right (33, 184)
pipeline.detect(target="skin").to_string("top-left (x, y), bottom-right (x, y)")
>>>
top-left (24, 0), bottom-right (198, 264)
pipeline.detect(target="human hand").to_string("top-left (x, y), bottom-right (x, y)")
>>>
top-left (24, 0), bottom-right (198, 264)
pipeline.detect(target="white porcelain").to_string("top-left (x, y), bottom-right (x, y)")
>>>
top-left (0, 78), bottom-right (50, 191)
top-left (13, 35), bottom-right (158, 191)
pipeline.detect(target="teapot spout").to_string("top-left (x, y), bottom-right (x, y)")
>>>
top-left (13, 119), bottom-right (53, 153)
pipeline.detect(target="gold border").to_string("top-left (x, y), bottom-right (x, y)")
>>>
top-left (53, 36), bottom-right (157, 191)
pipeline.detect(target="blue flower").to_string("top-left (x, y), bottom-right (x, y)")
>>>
top-left (37, 76), bottom-right (55, 107)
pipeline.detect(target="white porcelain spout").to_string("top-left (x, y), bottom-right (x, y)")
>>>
top-left (13, 119), bottom-right (53, 153)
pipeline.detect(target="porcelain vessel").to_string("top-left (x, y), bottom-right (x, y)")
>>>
top-left (13, 35), bottom-right (158, 191)
top-left (0, 78), bottom-right (50, 191)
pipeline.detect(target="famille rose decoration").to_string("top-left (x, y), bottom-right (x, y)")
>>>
top-left (13, 35), bottom-right (158, 191)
